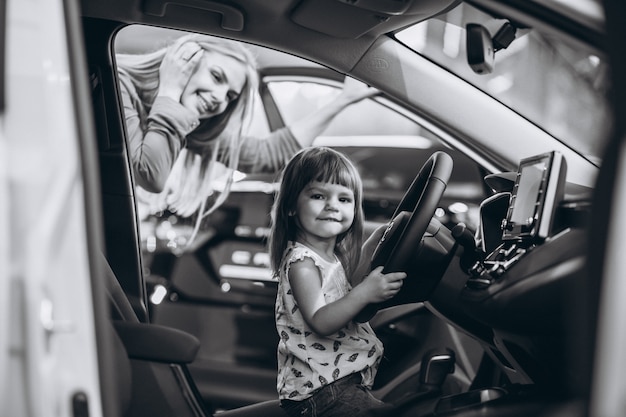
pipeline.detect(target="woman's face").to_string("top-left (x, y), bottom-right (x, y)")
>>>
top-left (180, 50), bottom-right (247, 120)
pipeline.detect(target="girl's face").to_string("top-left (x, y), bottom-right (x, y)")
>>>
top-left (294, 181), bottom-right (355, 245)
top-left (181, 50), bottom-right (247, 120)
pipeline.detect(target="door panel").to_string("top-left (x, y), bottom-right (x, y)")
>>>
top-left (147, 192), bottom-right (279, 410)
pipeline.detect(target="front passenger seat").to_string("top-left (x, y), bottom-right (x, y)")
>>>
top-left (101, 253), bottom-right (287, 416)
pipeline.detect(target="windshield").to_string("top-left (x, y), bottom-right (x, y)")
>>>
top-left (395, 2), bottom-right (611, 166)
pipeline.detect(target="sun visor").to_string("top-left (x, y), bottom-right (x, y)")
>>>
top-left (291, 0), bottom-right (459, 39)
top-left (291, 0), bottom-right (389, 38)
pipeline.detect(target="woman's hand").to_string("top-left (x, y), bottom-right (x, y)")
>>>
top-left (335, 77), bottom-right (381, 105)
top-left (287, 76), bottom-right (381, 147)
top-left (157, 41), bottom-right (203, 102)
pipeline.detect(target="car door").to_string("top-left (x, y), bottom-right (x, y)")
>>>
top-left (0, 0), bottom-right (115, 416)
top-left (588, 0), bottom-right (626, 414)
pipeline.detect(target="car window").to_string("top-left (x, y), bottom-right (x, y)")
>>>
top-left (113, 25), bottom-right (485, 299)
top-left (267, 79), bottom-right (485, 227)
top-left (268, 81), bottom-right (423, 136)
top-left (115, 25), bottom-right (486, 258)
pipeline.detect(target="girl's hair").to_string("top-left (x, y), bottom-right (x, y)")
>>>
top-left (116, 33), bottom-right (260, 244)
top-left (269, 147), bottom-right (364, 278)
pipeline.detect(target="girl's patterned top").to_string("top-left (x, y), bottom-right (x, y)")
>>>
top-left (275, 241), bottom-right (383, 401)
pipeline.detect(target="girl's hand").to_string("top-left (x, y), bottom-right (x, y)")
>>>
top-left (357, 266), bottom-right (406, 303)
top-left (350, 224), bottom-right (388, 286)
top-left (157, 41), bottom-right (203, 102)
top-left (362, 224), bottom-right (387, 262)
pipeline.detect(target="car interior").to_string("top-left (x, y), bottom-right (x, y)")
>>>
top-left (75, 0), bottom-right (616, 417)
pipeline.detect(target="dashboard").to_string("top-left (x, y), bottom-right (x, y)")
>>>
top-left (468, 151), bottom-right (568, 289)
top-left (426, 151), bottom-right (591, 387)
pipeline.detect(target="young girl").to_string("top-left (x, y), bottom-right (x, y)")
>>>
top-left (269, 147), bottom-right (406, 417)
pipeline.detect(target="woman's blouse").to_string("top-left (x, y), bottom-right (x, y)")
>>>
top-left (118, 72), bottom-right (301, 193)
top-left (275, 242), bottom-right (384, 401)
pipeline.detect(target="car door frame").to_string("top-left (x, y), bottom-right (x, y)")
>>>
top-left (588, 0), bottom-right (626, 415)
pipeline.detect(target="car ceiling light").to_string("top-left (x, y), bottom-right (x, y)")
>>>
top-left (253, 252), bottom-right (270, 267)
top-left (235, 225), bottom-right (253, 236)
top-left (232, 250), bottom-right (251, 264)
top-left (255, 227), bottom-right (270, 237)
top-left (232, 170), bottom-right (246, 182)
top-left (220, 281), bottom-right (232, 293)
top-left (149, 285), bottom-right (168, 305)
top-left (146, 235), bottom-right (157, 253)
top-left (443, 22), bottom-right (462, 58)
top-left (449, 202), bottom-right (469, 214)
top-left (315, 135), bottom-right (433, 149)
top-left (487, 75), bottom-right (513, 95)
top-left (219, 265), bottom-right (274, 281)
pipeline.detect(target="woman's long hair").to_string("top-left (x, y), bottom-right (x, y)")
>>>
top-left (269, 147), bottom-right (364, 279)
top-left (116, 34), bottom-right (260, 244)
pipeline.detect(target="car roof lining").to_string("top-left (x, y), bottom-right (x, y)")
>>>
top-left (80, 0), bottom-right (460, 73)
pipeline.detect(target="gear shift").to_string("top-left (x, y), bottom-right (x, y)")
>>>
top-left (390, 347), bottom-right (456, 413)
top-left (419, 347), bottom-right (456, 391)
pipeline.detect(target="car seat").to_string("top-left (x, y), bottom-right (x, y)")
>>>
top-left (101, 253), bottom-right (287, 417)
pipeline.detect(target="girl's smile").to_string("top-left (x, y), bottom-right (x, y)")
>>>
top-left (294, 181), bottom-right (356, 248)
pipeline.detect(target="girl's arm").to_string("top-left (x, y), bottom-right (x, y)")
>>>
top-left (289, 258), bottom-right (405, 336)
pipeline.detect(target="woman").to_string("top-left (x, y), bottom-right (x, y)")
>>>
top-left (116, 33), bottom-right (379, 226)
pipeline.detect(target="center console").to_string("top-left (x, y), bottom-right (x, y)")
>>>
top-left (464, 151), bottom-right (567, 290)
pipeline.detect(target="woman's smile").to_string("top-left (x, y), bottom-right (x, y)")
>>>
top-left (181, 50), bottom-right (247, 119)
top-left (196, 94), bottom-right (218, 115)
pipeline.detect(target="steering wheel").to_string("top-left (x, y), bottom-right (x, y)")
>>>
top-left (355, 151), bottom-right (453, 322)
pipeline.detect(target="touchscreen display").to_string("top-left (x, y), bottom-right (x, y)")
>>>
top-left (509, 161), bottom-right (545, 228)
top-left (502, 151), bottom-right (566, 241)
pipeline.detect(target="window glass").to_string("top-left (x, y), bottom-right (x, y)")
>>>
top-left (268, 81), bottom-right (422, 136)
top-left (114, 24), bottom-right (484, 257)
top-left (268, 80), bottom-right (485, 228)
top-left (396, 3), bottom-right (611, 165)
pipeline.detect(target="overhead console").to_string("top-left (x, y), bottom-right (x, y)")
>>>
top-left (464, 151), bottom-right (567, 289)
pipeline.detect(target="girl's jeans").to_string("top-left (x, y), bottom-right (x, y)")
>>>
top-left (279, 373), bottom-right (392, 417)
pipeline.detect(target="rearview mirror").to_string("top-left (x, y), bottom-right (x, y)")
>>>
top-left (467, 21), bottom-right (518, 75)
top-left (466, 23), bottom-right (494, 74)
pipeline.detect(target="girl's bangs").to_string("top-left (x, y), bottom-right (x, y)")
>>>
top-left (313, 156), bottom-right (360, 192)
